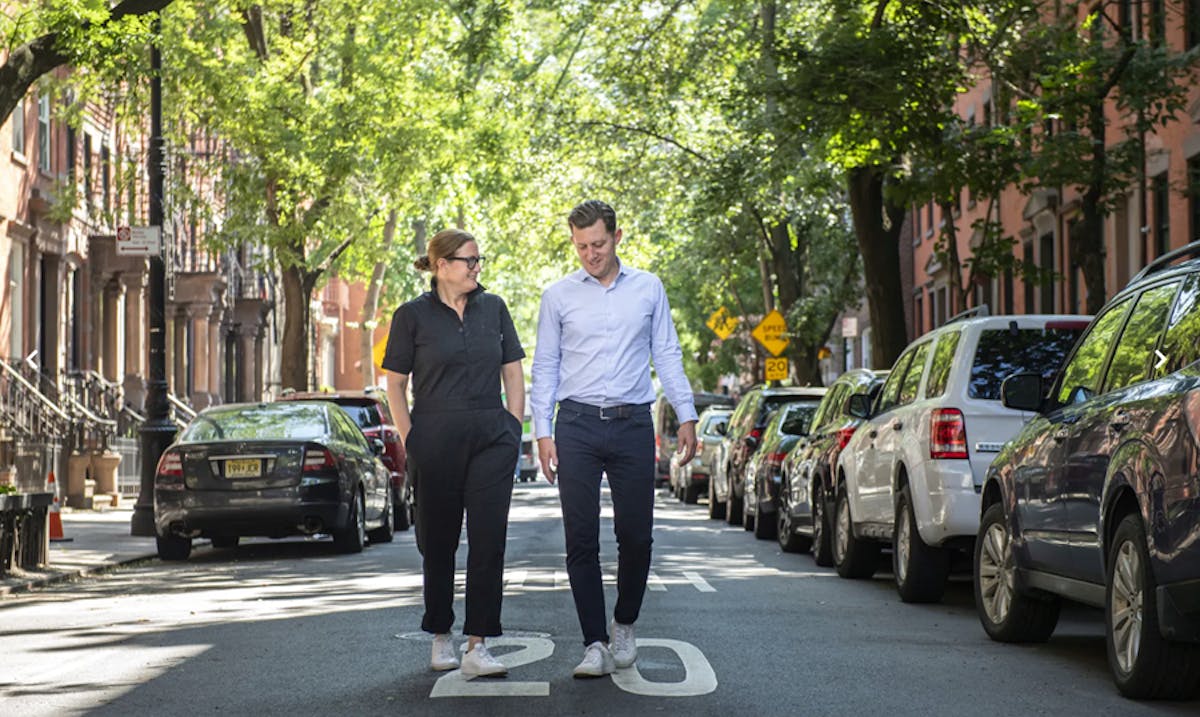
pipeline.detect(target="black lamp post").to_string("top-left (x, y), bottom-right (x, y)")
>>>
top-left (131, 22), bottom-right (177, 537)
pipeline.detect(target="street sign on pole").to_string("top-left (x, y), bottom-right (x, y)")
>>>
top-left (765, 357), bottom-right (788, 381)
top-left (706, 307), bottom-right (739, 340)
top-left (115, 225), bottom-right (161, 256)
top-left (751, 310), bottom-right (789, 356)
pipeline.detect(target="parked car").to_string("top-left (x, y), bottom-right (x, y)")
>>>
top-left (743, 397), bottom-right (823, 539)
top-left (777, 368), bottom-right (888, 562)
top-left (670, 406), bottom-right (733, 504)
top-left (834, 309), bottom-right (1090, 603)
top-left (154, 400), bottom-right (394, 560)
top-left (975, 244), bottom-right (1200, 700)
top-left (654, 391), bottom-right (736, 486)
top-left (711, 386), bottom-right (829, 524)
top-left (278, 388), bottom-right (411, 530)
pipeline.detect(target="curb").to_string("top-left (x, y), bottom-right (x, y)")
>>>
top-left (0, 552), bottom-right (159, 598)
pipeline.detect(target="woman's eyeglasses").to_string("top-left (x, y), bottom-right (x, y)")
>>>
top-left (447, 255), bottom-right (485, 270)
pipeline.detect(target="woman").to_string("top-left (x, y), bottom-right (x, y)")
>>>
top-left (382, 228), bottom-right (524, 678)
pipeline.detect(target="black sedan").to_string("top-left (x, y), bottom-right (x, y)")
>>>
top-left (153, 400), bottom-right (393, 560)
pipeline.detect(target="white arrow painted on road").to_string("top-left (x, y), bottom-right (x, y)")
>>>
top-left (1155, 349), bottom-right (1168, 372)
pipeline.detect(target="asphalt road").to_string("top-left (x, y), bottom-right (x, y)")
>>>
top-left (2, 482), bottom-right (1197, 716)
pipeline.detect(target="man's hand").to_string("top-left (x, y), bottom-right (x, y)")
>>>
top-left (538, 437), bottom-right (559, 484)
top-left (675, 420), bottom-right (698, 466)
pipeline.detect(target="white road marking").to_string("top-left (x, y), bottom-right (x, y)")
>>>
top-left (505, 569), bottom-right (528, 589)
top-left (682, 571), bottom-right (716, 593)
top-left (647, 571), bottom-right (667, 591)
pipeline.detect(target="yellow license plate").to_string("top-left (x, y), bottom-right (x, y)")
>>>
top-left (225, 458), bottom-right (261, 478)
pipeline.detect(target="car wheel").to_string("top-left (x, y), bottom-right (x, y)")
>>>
top-left (777, 507), bottom-right (810, 553)
top-left (708, 477), bottom-right (726, 520)
top-left (333, 488), bottom-right (366, 554)
top-left (754, 496), bottom-right (777, 540)
top-left (973, 502), bottom-right (1059, 643)
top-left (394, 484), bottom-right (412, 531)
top-left (368, 490), bottom-right (395, 544)
top-left (683, 482), bottom-right (700, 505)
top-left (211, 535), bottom-right (239, 550)
top-left (833, 488), bottom-right (879, 579)
top-left (893, 486), bottom-right (949, 603)
top-left (156, 534), bottom-right (192, 561)
top-left (727, 481), bottom-right (744, 526)
top-left (1106, 514), bottom-right (1200, 699)
top-left (811, 482), bottom-right (834, 567)
top-left (742, 497), bottom-right (755, 532)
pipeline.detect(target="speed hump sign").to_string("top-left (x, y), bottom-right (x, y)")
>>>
top-left (765, 357), bottom-right (788, 381)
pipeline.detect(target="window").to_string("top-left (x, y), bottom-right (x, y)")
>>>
top-left (12, 99), bottom-right (24, 156)
top-left (970, 326), bottom-right (1086, 401)
top-left (1104, 282), bottom-right (1179, 392)
top-left (101, 145), bottom-right (111, 214)
top-left (83, 133), bottom-right (92, 198)
top-left (925, 330), bottom-right (962, 399)
top-left (926, 203), bottom-right (934, 235)
top-left (1003, 267), bottom-right (1014, 315)
top-left (1023, 242), bottom-right (1035, 312)
top-left (1153, 172), bottom-right (1170, 257)
top-left (1118, 0), bottom-right (1135, 41)
top-left (9, 242), bottom-right (24, 357)
top-left (814, 383), bottom-right (847, 432)
top-left (1190, 156), bottom-right (1200, 243)
top-left (876, 350), bottom-right (914, 414)
top-left (1039, 233), bottom-right (1055, 313)
top-left (1158, 273), bottom-right (1200, 376)
top-left (1149, 0), bottom-right (1166, 45)
top-left (65, 126), bottom-right (75, 177)
top-left (913, 292), bottom-right (923, 337)
top-left (1056, 299), bottom-right (1132, 405)
top-left (897, 341), bottom-right (931, 406)
top-left (336, 401), bottom-right (383, 429)
top-left (37, 94), bottom-right (50, 171)
top-left (1190, 0), bottom-right (1200, 48)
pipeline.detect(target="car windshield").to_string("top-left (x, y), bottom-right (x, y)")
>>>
top-left (969, 327), bottom-right (1084, 400)
top-left (336, 402), bottom-right (383, 429)
top-left (180, 403), bottom-right (328, 442)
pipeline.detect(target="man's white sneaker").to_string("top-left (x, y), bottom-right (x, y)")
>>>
top-left (431, 634), bottom-right (460, 672)
top-left (572, 641), bottom-right (615, 678)
top-left (609, 620), bottom-right (637, 668)
top-left (461, 641), bottom-right (507, 679)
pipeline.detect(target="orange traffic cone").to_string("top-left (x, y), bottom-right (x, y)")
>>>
top-left (47, 472), bottom-right (70, 542)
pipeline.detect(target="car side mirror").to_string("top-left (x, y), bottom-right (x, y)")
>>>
top-left (1001, 373), bottom-right (1043, 412)
top-left (847, 394), bottom-right (872, 419)
top-left (371, 438), bottom-right (385, 455)
top-left (743, 435), bottom-right (759, 450)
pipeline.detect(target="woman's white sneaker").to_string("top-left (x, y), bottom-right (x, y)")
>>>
top-left (572, 641), bottom-right (615, 678)
top-left (609, 620), bottom-right (637, 668)
top-left (461, 641), bottom-right (507, 679)
top-left (430, 634), bottom-right (460, 672)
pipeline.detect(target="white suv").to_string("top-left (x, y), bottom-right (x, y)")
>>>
top-left (833, 310), bottom-right (1090, 602)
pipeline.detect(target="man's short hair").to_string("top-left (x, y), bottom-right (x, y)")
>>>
top-left (568, 200), bottom-right (617, 234)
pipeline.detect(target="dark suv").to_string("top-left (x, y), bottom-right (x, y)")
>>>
top-left (278, 388), bottom-right (411, 531)
top-left (777, 368), bottom-right (887, 563)
top-left (711, 385), bottom-right (827, 524)
top-left (976, 243), bottom-right (1200, 699)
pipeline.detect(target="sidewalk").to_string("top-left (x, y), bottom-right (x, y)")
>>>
top-left (0, 507), bottom-right (161, 597)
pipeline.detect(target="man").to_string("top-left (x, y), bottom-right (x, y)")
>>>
top-left (531, 199), bottom-right (698, 677)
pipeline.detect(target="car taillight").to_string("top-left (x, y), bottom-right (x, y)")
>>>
top-left (768, 451), bottom-right (789, 468)
top-left (836, 427), bottom-right (857, 450)
top-left (156, 451), bottom-right (183, 477)
top-left (930, 408), bottom-right (968, 459)
top-left (303, 447), bottom-right (336, 474)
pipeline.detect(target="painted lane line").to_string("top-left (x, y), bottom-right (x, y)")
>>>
top-left (647, 571), bottom-right (667, 592)
top-left (682, 571), bottom-right (716, 593)
top-left (505, 569), bottom-right (527, 590)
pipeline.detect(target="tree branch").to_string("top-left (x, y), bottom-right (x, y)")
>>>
top-left (575, 119), bottom-right (711, 163)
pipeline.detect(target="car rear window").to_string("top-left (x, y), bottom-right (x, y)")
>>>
top-left (969, 327), bottom-right (1084, 400)
top-left (181, 404), bottom-right (329, 442)
top-left (336, 402), bottom-right (384, 429)
top-left (781, 403), bottom-right (820, 436)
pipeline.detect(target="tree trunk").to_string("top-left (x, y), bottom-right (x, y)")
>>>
top-left (939, 200), bottom-right (967, 311)
top-left (280, 265), bottom-right (311, 391)
top-left (359, 209), bottom-right (398, 387)
top-left (847, 165), bottom-right (908, 368)
top-left (1078, 104), bottom-right (1108, 314)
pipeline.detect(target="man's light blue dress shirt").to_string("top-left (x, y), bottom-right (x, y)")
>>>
top-left (531, 262), bottom-right (697, 439)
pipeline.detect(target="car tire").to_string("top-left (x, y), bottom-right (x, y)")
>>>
top-left (368, 491), bottom-right (395, 544)
top-left (973, 502), bottom-right (1059, 643)
top-left (811, 482), bottom-right (834, 567)
top-left (211, 535), bottom-right (239, 550)
top-left (708, 478), bottom-right (726, 520)
top-left (683, 482), bottom-right (700, 505)
top-left (777, 508), bottom-right (810, 552)
top-left (833, 488), bottom-right (879, 579)
top-left (893, 486), bottom-right (949, 603)
top-left (742, 498), bottom-right (755, 532)
top-left (1106, 513), bottom-right (1200, 700)
top-left (333, 488), bottom-right (366, 554)
top-left (394, 484), bottom-right (412, 532)
top-left (156, 534), bottom-right (191, 561)
top-left (754, 496), bottom-right (777, 540)
top-left (727, 481), bottom-right (744, 526)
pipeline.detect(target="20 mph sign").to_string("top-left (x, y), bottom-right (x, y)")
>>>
top-left (115, 225), bottom-right (161, 256)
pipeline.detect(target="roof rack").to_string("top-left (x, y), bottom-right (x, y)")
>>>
top-left (1131, 240), bottom-right (1200, 283)
top-left (944, 304), bottom-right (990, 325)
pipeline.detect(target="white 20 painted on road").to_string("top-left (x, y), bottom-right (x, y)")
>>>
top-left (431, 637), bottom-right (717, 698)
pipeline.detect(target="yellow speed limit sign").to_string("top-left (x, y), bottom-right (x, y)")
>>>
top-left (765, 357), bottom-right (788, 381)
